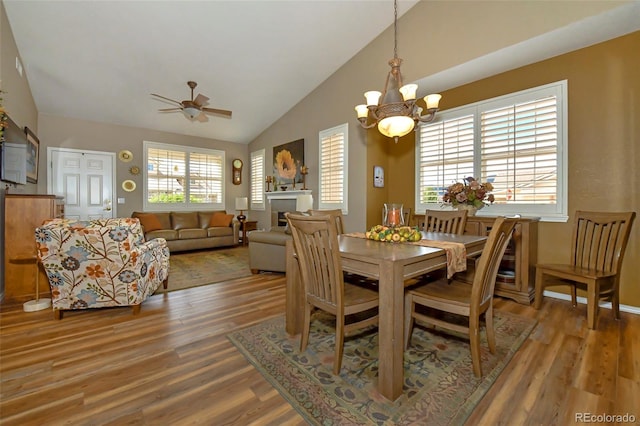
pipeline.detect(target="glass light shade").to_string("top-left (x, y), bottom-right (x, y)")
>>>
top-left (183, 106), bottom-right (200, 118)
top-left (235, 197), bottom-right (248, 210)
top-left (355, 104), bottom-right (369, 119)
top-left (364, 91), bottom-right (382, 106)
top-left (425, 94), bottom-right (442, 109)
top-left (399, 84), bottom-right (417, 101)
top-left (295, 194), bottom-right (313, 212)
top-left (377, 115), bottom-right (415, 138)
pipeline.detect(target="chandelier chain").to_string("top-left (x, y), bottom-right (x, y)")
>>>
top-left (393, 0), bottom-right (398, 59)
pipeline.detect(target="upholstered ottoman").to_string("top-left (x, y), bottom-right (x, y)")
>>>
top-left (247, 227), bottom-right (291, 273)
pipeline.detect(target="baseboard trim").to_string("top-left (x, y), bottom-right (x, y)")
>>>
top-left (543, 290), bottom-right (640, 316)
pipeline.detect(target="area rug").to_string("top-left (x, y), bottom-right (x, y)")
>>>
top-left (156, 246), bottom-right (252, 293)
top-left (228, 310), bottom-right (536, 425)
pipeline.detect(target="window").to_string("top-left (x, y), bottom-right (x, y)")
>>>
top-left (143, 141), bottom-right (225, 211)
top-left (416, 81), bottom-right (567, 221)
top-left (319, 123), bottom-right (348, 213)
top-left (250, 149), bottom-right (265, 211)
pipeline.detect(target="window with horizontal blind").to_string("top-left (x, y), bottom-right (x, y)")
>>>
top-left (415, 80), bottom-right (567, 221)
top-left (319, 123), bottom-right (348, 213)
top-left (250, 149), bottom-right (265, 211)
top-left (144, 141), bottom-right (225, 211)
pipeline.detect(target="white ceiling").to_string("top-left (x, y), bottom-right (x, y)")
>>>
top-left (4, 1), bottom-right (640, 144)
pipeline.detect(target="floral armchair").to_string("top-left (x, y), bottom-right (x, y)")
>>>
top-left (36, 218), bottom-right (170, 319)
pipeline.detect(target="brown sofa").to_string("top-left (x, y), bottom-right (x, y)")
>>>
top-left (132, 211), bottom-right (239, 252)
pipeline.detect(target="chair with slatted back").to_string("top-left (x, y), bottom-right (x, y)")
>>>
top-left (423, 209), bottom-right (468, 234)
top-left (309, 209), bottom-right (345, 234)
top-left (404, 216), bottom-right (518, 377)
top-left (286, 212), bottom-right (379, 374)
top-left (534, 211), bottom-right (636, 329)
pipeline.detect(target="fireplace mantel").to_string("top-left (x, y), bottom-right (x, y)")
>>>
top-left (265, 189), bottom-right (312, 202)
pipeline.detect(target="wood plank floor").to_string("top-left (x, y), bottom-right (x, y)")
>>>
top-left (1, 273), bottom-right (638, 425)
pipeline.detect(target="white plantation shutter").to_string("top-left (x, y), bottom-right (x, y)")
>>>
top-left (144, 141), bottom-right (225, 211)
top-left (250, 149), bottom-right (265, 211)
top-left (417, 114), bottom-right (474, 204)
top-left (319, 123), bottom-right (348, 213)
top-left (416, 81), bottom-right (567, 221)
top-left (480, 97), bottom-right (557, 204)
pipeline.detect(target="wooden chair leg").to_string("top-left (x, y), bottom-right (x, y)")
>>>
top-left (469, 316), bottom-right (482, 377)
top-left (300, 303), bottom-right (311, 352)
top-left (163, 278), bottom-right (168, 289)
top-left (534, 268), bottom-right (544, 310)
top-left (54, 309), bottom-right (63, 320)
top-left (587, 280), bottom-right (598, 329)
top-left (334, 317), bottom-right (345, 375)
top-left (132, 304), bottom-right (142, 315)
top-left (612, 287), bottom-right (621, 320)
top-left (570, 285), bottom-right (577, 307)
top-left (485, 306), bottom-right (496, 354)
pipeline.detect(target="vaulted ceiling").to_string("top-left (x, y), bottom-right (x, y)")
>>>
top-left (4, 1), bottom-right (639, 144)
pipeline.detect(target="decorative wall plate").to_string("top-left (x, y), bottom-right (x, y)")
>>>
top-left (122, 180), bottom-right (136, 192)
top-left (129, 165), bottom-right (141, 175)
top-left (118, 150), bottom-right (133, 162)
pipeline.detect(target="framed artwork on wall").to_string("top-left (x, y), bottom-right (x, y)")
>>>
top-left (273, 138), bottom-right (304, 189)
top-left (24, 127), bottom-right (40, 184)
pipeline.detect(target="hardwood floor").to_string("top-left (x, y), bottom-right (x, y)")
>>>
top-left (1, 274), bottom-right (638, 425)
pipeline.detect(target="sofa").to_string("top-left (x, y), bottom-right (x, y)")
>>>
top-left (36, 218), bottom-right (170, 319)
top-left (132, 210), bottom-right (239, 252)
top-left (247, 226), bottom-right (291, 273)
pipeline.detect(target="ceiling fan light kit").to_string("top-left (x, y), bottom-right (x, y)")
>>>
top-left (152, 81), bottom-right (232, 122)
top-left (355, 0), bottom-right (441, 143)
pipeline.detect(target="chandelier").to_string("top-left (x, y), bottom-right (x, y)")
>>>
top-left (355, 0), bottom-right (441, 143)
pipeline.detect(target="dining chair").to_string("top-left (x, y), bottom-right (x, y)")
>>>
top-left (286, 212), bottom-right (379, 374)
top-left (309, 209), bottom-right (345, 234)
top-left (404, 216), bottom-right (517, 377)
top-left (423, 209), bottom-right (468, 234)
top-left (534, 211), bottom-right (636, 329)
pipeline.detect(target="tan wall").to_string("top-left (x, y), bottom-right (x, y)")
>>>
top-left (37, 114), bottom-right (249, 217)
top-left (387, 32), bottom-right (640, 307)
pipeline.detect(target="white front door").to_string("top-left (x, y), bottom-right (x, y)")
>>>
top-left (48, 148), bottom-right (116, 220)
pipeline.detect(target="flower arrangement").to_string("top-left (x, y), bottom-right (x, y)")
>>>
top-left (442, 177), bottom-right (495, 209)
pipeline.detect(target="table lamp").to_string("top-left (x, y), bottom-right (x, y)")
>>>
top-left (296, 194), bottom-right (313, 214)
top-left (235, 197), bottom-right (248, 222)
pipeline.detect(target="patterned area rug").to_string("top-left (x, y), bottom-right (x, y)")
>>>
top-left (229, 310), bottom-right (536, 425)
top-left (156, 246), bottom-right (252, 293)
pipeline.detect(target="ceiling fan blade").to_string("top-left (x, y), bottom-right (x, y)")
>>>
top-left (158, 108), bottom-right (182, 112)
top-left (202, 107), bottom-right (232, 117)
top-left (196, 112), bottom-right (208, 122)
top-left (193, 93), bottom-right (209, 107)
top-left (151, 93), bottom-right (183, 106)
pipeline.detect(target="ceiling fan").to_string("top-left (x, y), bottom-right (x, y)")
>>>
top-left (151, 81), bottom-right (232, 122)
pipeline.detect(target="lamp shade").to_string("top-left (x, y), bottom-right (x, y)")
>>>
top-left (296, 194), bottom-right (313, 213)
top-left (235, 197), bottom-right (248, 211)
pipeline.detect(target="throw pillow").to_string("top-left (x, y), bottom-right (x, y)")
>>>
top-left (209, 212), bottom-right (234, 227)
top-left (135, 213), bottom-right (163, 233)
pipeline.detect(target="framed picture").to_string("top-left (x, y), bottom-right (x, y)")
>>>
top-left (24, 127), bottom-right (40, 184)
top-left (273, 138), bottom-right (304, 188)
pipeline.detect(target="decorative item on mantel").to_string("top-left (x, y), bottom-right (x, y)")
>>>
top-left (265, 175), bottom-right (273, 192)
top-left (300, 165), bottom-right (309, 190)
top-left (442, 177), bottom-right (495, 216)
top-left (354, 0), bottom-right (441, 143)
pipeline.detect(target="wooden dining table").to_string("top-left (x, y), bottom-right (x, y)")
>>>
top-left (285, 231), bottom-right (487, 401)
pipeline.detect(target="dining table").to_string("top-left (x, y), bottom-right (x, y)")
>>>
top-left (285, 231), bottom-right (487, 401)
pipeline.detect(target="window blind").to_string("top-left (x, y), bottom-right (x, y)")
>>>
top-left (319, 123), bottom-right (348, 212)
top-left (250, 149), bottom-right (265, 210)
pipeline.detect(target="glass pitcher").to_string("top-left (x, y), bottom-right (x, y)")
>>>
top-left (382, 203), bottom-right (405, 228)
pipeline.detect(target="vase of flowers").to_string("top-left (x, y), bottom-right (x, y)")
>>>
top-left (442, 177), bottom-right (495, 215)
